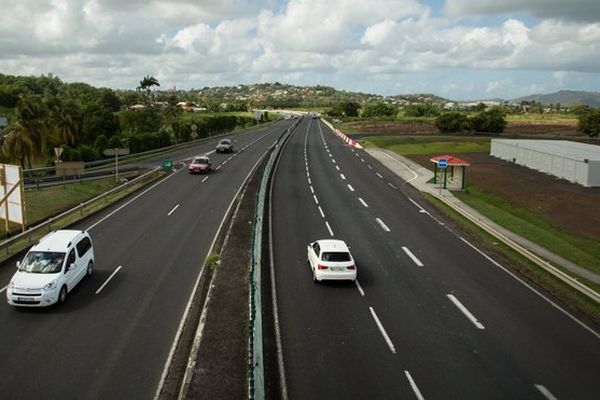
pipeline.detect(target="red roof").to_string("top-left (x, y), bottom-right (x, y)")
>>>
top-left (430, 155), bottom-right (470, 166)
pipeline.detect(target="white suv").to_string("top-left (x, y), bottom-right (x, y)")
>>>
top-left (307, 239), bottom-right (356, 282)
top-left (6, 230), bottom-right (94, 307)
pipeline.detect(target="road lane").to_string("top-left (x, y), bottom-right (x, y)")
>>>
top-left (0, 120), bottom-right (291, 399)
top-left (270, 118), bottom-right (600, 399)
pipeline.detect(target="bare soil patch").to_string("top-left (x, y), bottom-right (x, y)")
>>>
top-left (505, 120), bottom-right (579, 136)
top-left (409, 153), bottom-right (600, 240)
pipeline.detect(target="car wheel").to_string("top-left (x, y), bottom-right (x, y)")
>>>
top-left (86, 261), bottom-right (93, 277)
top-left (58, 285), bottom-right (67, 304)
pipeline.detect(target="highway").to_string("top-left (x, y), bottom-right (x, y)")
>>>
top-left (0, 119), bottom-right (292, 399)
top-left (270, 117), bottom-right (600, 399)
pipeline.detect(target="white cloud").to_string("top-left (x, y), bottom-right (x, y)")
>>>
top-left (0, 0), bottom-right (598, 99)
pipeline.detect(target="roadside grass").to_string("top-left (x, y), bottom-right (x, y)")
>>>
top-left (453, 184), bottom-right (600, 276)
top-left (422, 193), bottom-right (600, 325)
top-left (363, 135), bottom-right (490, 155)
top-left (24, 178), bottom-right (121, 226)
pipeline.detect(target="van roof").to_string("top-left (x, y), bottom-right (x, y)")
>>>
top-left (31, 230), bottom-right (84, 253)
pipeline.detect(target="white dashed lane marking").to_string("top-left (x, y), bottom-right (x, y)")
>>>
top-left (376, 218), bottom-right (390, 232)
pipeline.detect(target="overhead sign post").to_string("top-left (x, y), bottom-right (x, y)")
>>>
top-left (103, 148), bottom-right (130, 182)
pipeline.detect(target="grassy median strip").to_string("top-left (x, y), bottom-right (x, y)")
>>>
top-left (422, 193), bottom-right (600, 325)
top-left (363, 135), bottom-right (490, 155)
top-left (454, 184), bottom-right (600, 276)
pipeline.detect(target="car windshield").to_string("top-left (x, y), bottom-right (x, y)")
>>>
top-left (321, 252), bottom-right (351, 262)
top-left (193, 158), bottom-right (208, 164)
top-left (219, 140), bottom-right (231, 145)
top-left (19, 251), bottom-right (65, 274)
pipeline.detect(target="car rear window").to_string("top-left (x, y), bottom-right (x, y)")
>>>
top-left (321, 252), bottom-right (351, 262)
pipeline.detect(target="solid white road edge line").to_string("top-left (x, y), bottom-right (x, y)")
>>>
top-left (447, 294), bottom-right (485, 330)
top-left (376, 218), bottom-right (391, 232)
top-left (167, 204), bottom-right (180, 216)
top-left (534, 384), bottom-right (558, 400)
top-left (405, 371), bottom-right (425, 400)
top-left (269, 127), bottom-right (295, 400)
top-left (382, 152), bottom-right (419, 183)
top-left (402, 246), bottom-right (424, 267)
top-left (0, 285), bottom-right (7, 293)
top-left (359, 198), bottom-right (369, 208)
top-left (408, 197), bottom-right (425, 211)
top-left (459, 236), bottom-right (600, 339)
top-left (325, 221), bottom-right (334, 237)
top-left (369, 307), bottom-right (397, 354)
top-left (347, 184), bottom-right (355, 192)
top-left (95, 265), bottom-right (123, 295)
top-left (355, 280), bottom-right (365, 296)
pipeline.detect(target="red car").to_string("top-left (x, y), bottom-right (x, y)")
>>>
top-left (188, 156), bottom-right (211, 174)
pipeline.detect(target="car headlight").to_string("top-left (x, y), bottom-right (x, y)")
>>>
top-left (43, 281), bottom-right (57, 291)
top-left (8, 281), bottom-right (14, 289)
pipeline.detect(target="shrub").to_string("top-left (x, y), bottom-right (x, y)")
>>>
top-left (435, 112), bottom-right (469, 133)
top-left (577, 110), bottom-right (600, 137)
top-left (361, 102), bottom-right (397, 118)
top-left (77, 145), bottom-right (98, 162)
top-left (469, 107), bottom-right (507, 133)
top-left (404, 103), bottom-right (440, 117)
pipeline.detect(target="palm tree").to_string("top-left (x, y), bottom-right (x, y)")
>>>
top-left (137, 75), bottom-right (160, 106)
top-left (1, 123), bottom-right (35, 169)
top-left (1, 97), bottom-right (49, 168)
top-left (51, 106), bottom-right (76, 146)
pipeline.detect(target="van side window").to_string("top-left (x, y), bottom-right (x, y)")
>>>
top-left (76, 237), bottom-right (91, 257)
top-left (66, 249), bottom-right (76, 271)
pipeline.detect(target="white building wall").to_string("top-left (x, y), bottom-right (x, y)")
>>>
top-left (490, 139), bottom-right (600, 187)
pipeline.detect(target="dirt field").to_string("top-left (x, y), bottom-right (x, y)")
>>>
top-left (341, 120), bottom-right (583, 137)
top-left (409, 153), bottom-right (600, 240)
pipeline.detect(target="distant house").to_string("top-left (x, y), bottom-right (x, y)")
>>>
top-left (128, 104), bottom-right (146, 110)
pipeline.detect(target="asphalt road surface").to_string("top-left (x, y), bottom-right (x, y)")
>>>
top-left (0, 119), bottom-right (292, 399)
top-left (271, 117), bottom-right (600, 399)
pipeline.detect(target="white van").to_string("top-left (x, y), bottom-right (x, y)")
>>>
top-left (6, 230), bottom-right (94, 307)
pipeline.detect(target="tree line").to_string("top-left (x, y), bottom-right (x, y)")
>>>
top-left (0, 74), bottom-right (264, 168)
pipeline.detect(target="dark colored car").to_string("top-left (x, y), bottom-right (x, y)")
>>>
top-left (216, 139), bottom-right (233, 153)
top-left (188, 156), bottom-right (211, 174)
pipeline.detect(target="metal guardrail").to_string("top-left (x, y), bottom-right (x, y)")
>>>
top-left (248, 120), bottom-right (298, 400)
top-left (0, 167), bottom-right (163, 260)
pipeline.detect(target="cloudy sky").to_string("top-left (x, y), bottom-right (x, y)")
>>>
top-left (1, 0), bottom-right (599, 100)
